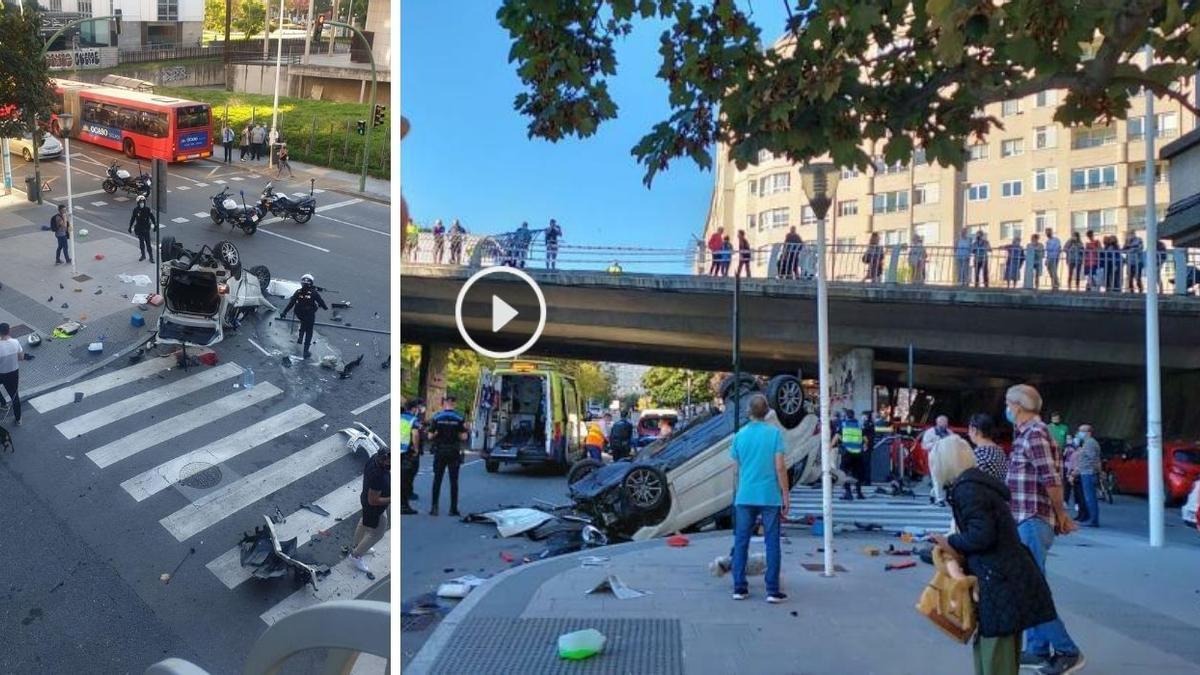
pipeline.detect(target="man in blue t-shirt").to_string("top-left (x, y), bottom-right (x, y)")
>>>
top-left (729, 394), bottom-right (790, 604)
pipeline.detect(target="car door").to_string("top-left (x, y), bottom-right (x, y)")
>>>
top-left (469, 368), bottom-right (491, 452)
top-left (1124, 444), bottom-right (1149, 494)
top-left (562, 377), bottom-right (582, 462)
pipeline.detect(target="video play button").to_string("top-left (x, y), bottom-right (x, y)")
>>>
top-left (455, 266), bottom-right (547, 359)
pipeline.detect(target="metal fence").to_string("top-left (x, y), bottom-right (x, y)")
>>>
top-left (116, 38), bottom-right (347, 65)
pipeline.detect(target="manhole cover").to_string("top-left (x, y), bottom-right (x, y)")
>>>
top-left (401, 613), bottom-right (438, 633)
top-left (178, 462), bottom-right (223, 489)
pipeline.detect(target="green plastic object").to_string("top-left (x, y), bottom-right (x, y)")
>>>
top-left (557, 628), bottom-right (606, 661)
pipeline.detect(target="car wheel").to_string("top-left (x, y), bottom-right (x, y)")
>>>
top-left (567, 458), bottom-right (602, 485)
top-left (484, 459), bottom-right (499, 473)
top-left (158, 235), bottom-right (177, 262)
top-left (247, 265), bottom-right (271, 297)
top-left (215, 240), bottom-right (241, 269)
top-left (22, 148), bottom-right (32, 162)
top-left (622, 465), bottom-right (668, 512)
top-left (718, 373), bottom-right (761, 402)
top-left (766, 374), bottom-right (806, 429)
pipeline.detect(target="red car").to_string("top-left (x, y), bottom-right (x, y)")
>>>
top-left (899, 425), bottom-right (1013, 477)
top-left (1106, 441), bottom-right (1200, 503)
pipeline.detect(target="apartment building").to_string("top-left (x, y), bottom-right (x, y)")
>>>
top-left (703, 79), bottom-right (1196, 277)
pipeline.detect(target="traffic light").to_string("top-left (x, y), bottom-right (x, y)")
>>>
top-left (313, 15), bottom-right (324, 41)
top-left (372, 104), bottom-right (386, 128)
top-left (356, 120), bottom-right (366, 136)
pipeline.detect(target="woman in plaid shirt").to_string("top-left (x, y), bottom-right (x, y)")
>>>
top-left (1004, 385), bottom-right (1086, 675)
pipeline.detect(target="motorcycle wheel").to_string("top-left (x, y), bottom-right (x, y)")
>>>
top-left (293, 209), bottom-right (313, 224)
top-left (101, 179), bottom-right (117, 194)
top-left (244, 220), bottom-right (258, 235)
top-left (210, 208), bottom-right (224, 225)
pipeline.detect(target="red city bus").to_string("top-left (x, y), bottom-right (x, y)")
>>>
top-left (54, 83), bottom-right (213, 162)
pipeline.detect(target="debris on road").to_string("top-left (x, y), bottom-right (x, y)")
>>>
top-left (580, 556), bottom-right (610, 567)
top-left (299, 502), bottom-right (331, 517)
top-left (499, 551), bottom-right (515, 564)
top-left (885, 560), bottom-right (917, 571)
top-left (587, 575), bottom-right (649, 600)
top-left (558, 628), bottom-right (606, 661)
top-left (436, 575), bottom-right (488, 599)
top-left (465, 508), bottom-right (557, 538)
top-left (341, 422), bottom-right (387, 456)
top-left (709, 553), bottom-right (765, 577)
top-left (239, 516), bottom-right (328, 590)
top-left (863, 546), bottom-right (880, 557)
top-left (666, 534), bottom-right (690, 548)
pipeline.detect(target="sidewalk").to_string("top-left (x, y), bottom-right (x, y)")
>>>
top-left (0, 191), bottom-right (159, 396)
top-left (408, 527), bottom-right (1200, 674)
top-left (203, 156), bottom-right (391, 204)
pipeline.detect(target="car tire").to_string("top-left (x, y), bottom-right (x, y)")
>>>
top-left (484, 459), bottom-right (499, 473)
top-left (22, 148), bottom-right (32, 162)
top-left (567, 458), bottom-right (602, 485)
top-left (159, 235), bottom-right (177, 262)
top-left (622, 465), bottom-right (668, 513)
top-left (247, 265), bottom-right (271, 297)
top-left (766, 374), bottom-right (806, 429)
top-left (718, 373), bottom-right (760, 402)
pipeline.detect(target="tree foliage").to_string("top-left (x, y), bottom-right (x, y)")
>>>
top-left (498, 0), bottom-right (1200, 185)
top-left (0, 2), bottom-right (54, 140)
top-left (641, 367), bottom-right (711, 408)
top-left (233, 0), bottom-right (266, 38)
top-left (203, 0), bottom-right (226, 33)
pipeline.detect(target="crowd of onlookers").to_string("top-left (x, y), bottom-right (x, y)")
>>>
top-left (402, 219), bottom-right (566, 269)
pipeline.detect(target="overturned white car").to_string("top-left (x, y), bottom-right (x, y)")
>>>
top-left (156, 237), bottom-right (274, 347)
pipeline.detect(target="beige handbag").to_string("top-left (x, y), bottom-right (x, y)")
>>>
top-left (916, 546), bottom-right (978, 643)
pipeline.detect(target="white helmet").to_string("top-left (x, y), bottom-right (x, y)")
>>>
top-left (27, 333), bottom-right (42, 347)
top-left (300, 274), bottom-right (314, 286)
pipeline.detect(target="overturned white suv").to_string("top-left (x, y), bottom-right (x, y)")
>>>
top-left (156, 237), bottom-right (274, 347)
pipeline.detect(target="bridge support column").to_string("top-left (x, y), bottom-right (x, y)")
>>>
top-left (418, 343), bottom-right (451, 409)
top-left (829, 348), bottom-right (875, 415)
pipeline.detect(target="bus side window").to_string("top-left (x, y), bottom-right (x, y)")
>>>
top-left (82, 100), bottom-right (98, 124)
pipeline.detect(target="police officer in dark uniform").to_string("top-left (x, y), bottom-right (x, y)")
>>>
top-left (128, 195), bottom-right (158, 262)
top-left (279, 273), bottom-right (327, 359)
top-left (608, 408), bottom-right (634, 461)
top-left (428, 395), bottom-right (467, 517)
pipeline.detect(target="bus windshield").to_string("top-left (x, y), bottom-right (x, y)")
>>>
top-left (176, 105), bottom-right (209, 130)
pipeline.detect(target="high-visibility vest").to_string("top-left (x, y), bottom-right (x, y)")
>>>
top-left (400, 413), bottom-right (415, 452)
top-left (841, 421), bottom-right (864, 454)
top-left (585, 424), bottom-right (605, 447)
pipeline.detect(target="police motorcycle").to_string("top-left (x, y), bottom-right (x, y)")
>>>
top-left (260, 179), bottom-right (317, 224)
top-left (209, 186), bottom-right (265, 235)
top-left (101, 161), bottom-right (151, 197)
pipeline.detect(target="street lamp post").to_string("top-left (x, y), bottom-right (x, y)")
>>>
top-left (268, 0), bottom-right (286, 170)
top-left (59, 112), bottom-right (77, 275)
top-left (327, 20), bottom-right (375, 193)
top-left (1142, 44), bottom-right (1165, 547)
top-left (799, 163), bottom-right (841, 578)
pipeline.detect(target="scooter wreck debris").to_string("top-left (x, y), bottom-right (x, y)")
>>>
top-left (341, 422), bottom-right (388, 456)
top-left (239, 515), bottom-right (329, 590)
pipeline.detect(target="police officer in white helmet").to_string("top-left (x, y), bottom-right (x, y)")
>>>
top-left (280, 274), bottom-right (327, 359)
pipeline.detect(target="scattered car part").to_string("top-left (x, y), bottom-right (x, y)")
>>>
top-left (299, 502), bottom-right (331, 517)
top-left (340, 422), bottom-right (388, 456)
top-left (586, 575), bottom-right (648, 600)
top-left (239, 515), bottom-right (328, 590)
top-left (466, 508), bottom-right (557, 538)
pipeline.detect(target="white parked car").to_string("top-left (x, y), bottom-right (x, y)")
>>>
top-left (156, 237), bottom-right (274, 347)
top-left (8, 131), bottom-right (63, 161)
top-left (1183, 478), bottom-right (1200, 527)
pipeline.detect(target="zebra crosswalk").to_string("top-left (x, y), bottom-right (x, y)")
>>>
top-left (27, 356), bottom-right (387, 626)
top-left (786, 486), bottom-right (952, 531)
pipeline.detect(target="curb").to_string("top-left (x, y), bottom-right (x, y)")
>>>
top-left (199, 159), bottom-right (391, 206)
top-left (405, 531), bottom-right (726, 674)
top-left (23, 331), bottom-right (155, 399)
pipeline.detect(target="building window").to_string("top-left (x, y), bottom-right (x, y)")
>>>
top-left (1034, 125), bottom-right (1057, 149)
top-left (840, 166), bottom-right (860, 179)
top-left (1127, 205), bottom-right (1167, 230)
top-left (757, 149), bottom-right (774, 164)
top-left (1070, 165), bottom-right (1117, 192)
top-left (1034, 210), bottom-right (1057, 232)
top-left (1035, 90), bottom-right (1057, 108)
top-left (1032, 168), bottom-right (1058, 192)
top-left (1001, 139), bottom-right (1024, 157)
top-left (915, 221), bottom-right (940, 244)
top-left (747, 214), bottom-right (758, 232)
top-left (1001, 180), bottom-right (1023, 198)
top-left (760, 208), bottom-right (789, 229)
top-left (873, 156), bottom-right (907, 175)
top-left (967, 183), bottom-right (990, 201)
top-left (1070, 208), bottom-right (1118, 234)
top-left (158, 0), bottom-right (179, 21)
top-left (759, 172), bottom-right (791, 196)
top-left (913, 182), bottom-right (939, 205)
top-left (1071, 124), bottom-right (1116, 149)
top-left (1000, 220), bottom-right (1023, 241)
top-left (1002, 100), bottom-right (1022, 117)
top-left (78, 0), bottom-right (93, 15)
top-left (967, 143), bottom-right (989, 161)
top-left (835, 236), bottom-right (857, 251)
top-left (883, 229), bottom-right (905, 246)
top-left (968, 222), bottom-right (989, 236)
top-left (801, 205), bottom-right (817, 226)
top-left (49, 0), bottom-right (61, 10)
top-left (1128, 112), bottom-right (1179, 141)
top-left (749, 178), bottom-right (757, 195)
top-left (1129, 162), bottom-right (1168, 186)
top-left (838, 199), bottom-right (859, 217)
top-left (872, 190), bottom-right (909, 214)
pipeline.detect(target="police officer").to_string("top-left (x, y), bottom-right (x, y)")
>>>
top-left (835, 408), bottom-right (866, 500)
top-left (128, 195), bottom-right (158, 263)
top-left (279, 273), bottom-right (327, 359)
top-left (429, 395), bottom-right (467, 517)
top-left (399, 399), bottom-right (421, 515)
top-left (608, 409), bottom-right (634, 461)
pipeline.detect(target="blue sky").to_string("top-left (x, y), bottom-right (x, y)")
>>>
top-left (401, 2), bottom-right (787, 269)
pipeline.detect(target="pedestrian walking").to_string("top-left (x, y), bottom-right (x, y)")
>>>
top-left (1003, 236), bottom-right (1024, 288)
top-left (348, 444), bottom-right (390, 574)
top-left (1044, 228), bottom-right (1062, 291)
top-left (449, 219), bottom-right (466, 264)
top-left (399, 399), bottom-right (421, 515)
top-left (928, 436), bottom-right (1059, 675)
top-left (863, 232), bottom-right (885, 283)
top-left (50, 204), bottom-right (72, 265)
top-left (908, 235), bottom-right (927, 284)
top-left (279, 273), bottom-right (327, 359)
top-left (1027, 233), bottom-right (1045, 288)
top-left (432, 219), bottom-right (446, 264)
top-left (0, 323), bottom-right (26, 427)
top-left (860, 410), bottom-right (875, 486)
top-left (729, 394), bottom-right (790, 603)
top-left (735, 229), bottom-right (752, 277)
top-left (1083, 230), bottom-right (1100, 291)
top-left (128, 195), bottom-right (158, 263)
top-left (719, 235), bottom-right (733, 276)
top-left (966, 413), bottom-right (1008, 482)
top-left (275, 143), bottom-right (294, 178)
top-left (1071, 425), bottom-right (1101, 527)
top-left (545, 218), bottom-right (562, 270)
top-left (428, 396), bottom-right (467, 517)
top-left (782, 226), bottom-right (802, 279)
top-left (1123, 231), bottom-right (1144, 293)
top-left (1064, 232), bottom-right (1084, 291)
top-left (1003, 384), bottom-right (1086, 674)
top-left (707, 227), bottom-right (725, 276)
top-left (239, 124), bottom-right (251, 161)
top-left (836, 408), bottom-right (867, 500)
top-left (972, 230), bottom-right (991, 288)
top-left (1102, 235), bottom-right (1122, 292)
top-left (608, 409), bottom-right (634, 461)
top-left (955, 228), bottom-right (972, 286)
top-left (221, 122), bottom-right (236, 163)
top-left (252, 123), bottom-right (267, 160)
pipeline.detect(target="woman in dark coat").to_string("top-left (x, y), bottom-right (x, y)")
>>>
top-left (929, 438), bottom-right (1058, 675)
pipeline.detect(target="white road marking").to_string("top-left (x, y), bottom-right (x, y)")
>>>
top-left (171, 217), bottom-right (189, 223)
top-left (214, 179), bottom-right (227, 184)
top-left (246, 338), bottom-right (273, 357)
top-left (159, 434), bottom-right (347, 541)
top-left (30, 356), bottom-right (175, 413)
top-left (90, 200), bottom-right (108, 207)
top-left (121, 404), bottom-right (324, 502)
top-left (56, 363), bottom-right (242, 439)
top-left (86, 383), bottom-right (283, 469)
top-left (257, 228), bottom-right (331, 253)
top-left (193, 211), bottom-right (208, 218)
top-left (317, 198), bottom-right (362, 212)
top-left (114, 196), bottom-right (129, 201)
top-left (69, 166), bottom-right (108, 181)
top-left (292, 192), bottom-right (308, 197)
top-left (176, 185), bottom-right (191, 191)
top-left (50, 188), bottom-right (107, 203)
top-left (351, 394), bottom-right (390, 416)
top-left (205, 477), bottom-right (361, 589)
top-left (174, 171), bottom-right (206, 185)
top-left (316, 213), bottom-right (388, 236)
top-left (314, 188), bottom-right (326, 194)
top-left (259, 533), bottom-right (391, 626)
top-left (194, 182), bottom-right (208, 187)
top-left (230, 176), bottom-right (244, 181)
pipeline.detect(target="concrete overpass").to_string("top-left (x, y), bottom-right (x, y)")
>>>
top-left (401, 265), bottom-right (1200, 395)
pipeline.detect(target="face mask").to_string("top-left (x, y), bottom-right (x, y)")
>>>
top-left (1004, 407), bottom-right (1016, 424)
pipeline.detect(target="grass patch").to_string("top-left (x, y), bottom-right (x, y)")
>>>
top-left (157, 86), bottom-right (390, 179)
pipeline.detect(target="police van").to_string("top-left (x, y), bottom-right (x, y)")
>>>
top-left (471, 360), bottom-right (587, 474)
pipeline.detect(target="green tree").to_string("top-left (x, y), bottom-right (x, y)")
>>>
top-left (0, 2), bottom-right (54, 141)
top-left (203, 0), bottom-right (226, 33)
top-left (233, 0), bottom-right (266, 38)
top-left (641, 367), bottom-right (709, 409)
top-left (498, 0), bottom-right (1200, 185)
